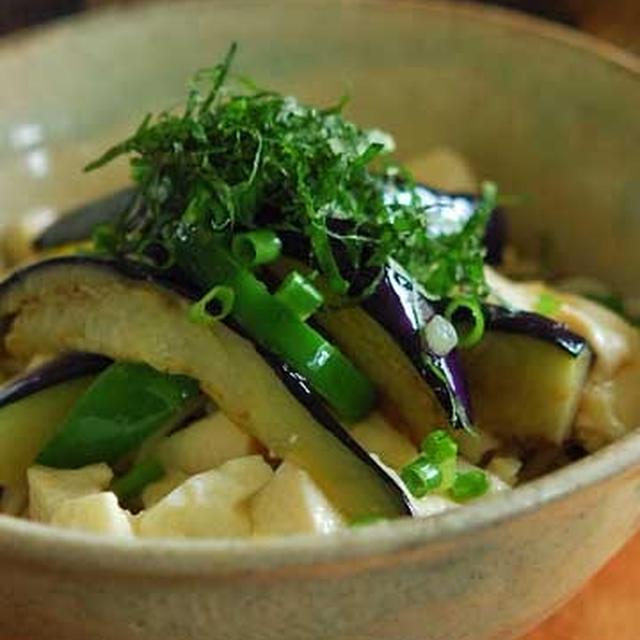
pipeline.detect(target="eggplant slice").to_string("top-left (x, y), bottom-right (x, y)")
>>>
top-left (459, 306), bottom-right (592, 445)
top-left (0, 352), bottom-right (111, 409)
top-left (0, 257), bottom-right (411, 520)
top-left (33, 187), bottom-right (137, 251)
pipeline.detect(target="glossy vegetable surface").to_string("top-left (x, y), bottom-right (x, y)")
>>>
top-left (0, 256), bottom-right (411, 519)
top-left (37, 362), bottom-right (201, 468)
top-left (460, 310), bottom-right (592, 444)
top-left (362, 263), bottom-right (472, 429)
top-left (174, 226), bottom-right (376, 421)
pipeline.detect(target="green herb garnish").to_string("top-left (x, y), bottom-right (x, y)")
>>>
top-left (86, 43), bottom-right (495, 304)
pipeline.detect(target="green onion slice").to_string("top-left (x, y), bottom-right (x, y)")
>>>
top-left (444, 296), bottom-right (486, 348)
top-left (420, 429), bottom-right (458, 463)
top-left (188, 285), bottom-right (235, 325)
top-left (275, 271), bottom-right (324, 320)
top-left (175, 226), bottom-right (376, 420)
top-left (231, 230), bottom-right (282, 267)
top-left (400, 456), bottom-right (442, 498)
top-left (448, 469), bottom-right (489, 502)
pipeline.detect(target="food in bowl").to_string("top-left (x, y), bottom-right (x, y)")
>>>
top-left (0, 45), bottom-right (638, 539)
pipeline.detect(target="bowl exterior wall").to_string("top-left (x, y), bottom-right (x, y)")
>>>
top-left (0, 3), bottom-right (638, 640)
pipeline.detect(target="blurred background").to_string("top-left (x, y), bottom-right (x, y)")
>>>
top-left (1, 0), bottom-right (639, 53)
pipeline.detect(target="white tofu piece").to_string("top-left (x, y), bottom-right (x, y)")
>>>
top-left (141, 469), bottom-right (189, 509)
top-left (136, 455), bottom-right (272, 539)
top-left (411, 493), bottom-right (459, 518)
top-left (50, 492), bottom-right (134, 537)
top-left (154, 412), bottom-right (256, 474)
top-left (27, 463), bottom-right (113, 523)
top-left (486, 456), bottom-right (522, 487)
top-left (251, 462), bottom-right (344, 536)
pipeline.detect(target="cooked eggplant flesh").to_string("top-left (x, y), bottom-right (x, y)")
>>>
top-left (0, 257), bottom-right (411, 520)
top-left (459, 329), bottom-right (592, 445)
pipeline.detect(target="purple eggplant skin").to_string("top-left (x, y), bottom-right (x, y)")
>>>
top-left (258, 350), bottom-right (414, 516)
top-left (33, 187), bottom-right (137, 251)
top-left (0, 255), bottom-right (413, 517)
top-left (482, 304), bottom-right (588, 356)
top-left (0, 352), bottom-right (111, 409)
top-left (274, 229), bottom-right (475, 429)
top-left (361, 264), bottom-right (473, 430)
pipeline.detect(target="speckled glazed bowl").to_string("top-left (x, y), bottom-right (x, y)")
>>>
top-left (0, 2), bottom-right (639, 639)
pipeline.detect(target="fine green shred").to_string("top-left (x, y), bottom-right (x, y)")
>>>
top-left (86, 43), bottom-right (494, 303)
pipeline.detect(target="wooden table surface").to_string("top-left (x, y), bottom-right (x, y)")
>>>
top-left (520, 531), bottom-right (640, 640)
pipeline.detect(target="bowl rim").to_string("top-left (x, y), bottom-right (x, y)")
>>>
top-left (0, 0), bottom-right (639, 576)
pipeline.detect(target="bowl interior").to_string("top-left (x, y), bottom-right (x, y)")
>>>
top-left (0, 0), bottom-right (639, 295)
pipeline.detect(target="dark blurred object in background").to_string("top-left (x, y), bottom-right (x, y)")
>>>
top-left (1, 1), bottom-right (639, 53)
top-left (470, 0), bottom-right (575, 24)
top-left (0, 0), bottom-right (83, 35)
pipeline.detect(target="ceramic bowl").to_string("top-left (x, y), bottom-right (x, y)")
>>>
top-left (0, 2), bottom-right (639, 639)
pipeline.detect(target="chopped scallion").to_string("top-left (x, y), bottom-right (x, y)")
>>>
top-left (448, 469), bottom-right (489, 502)
top-left (188, 285), bottom-right (235, 324)
top-left (444, 297), bottom-right (485, 348)
top-left (438, 458), bottom-right (457, 492)
top-left (231, 230), bottom-right (282, 267)
top-left (420, 429), bottom-right (458, 463)
top-left (400, 456), bottom-right (442, 498)
top-left (274, 271), bottom-right (324, 320)
top-left (535, 292), bottom-right (561, 316)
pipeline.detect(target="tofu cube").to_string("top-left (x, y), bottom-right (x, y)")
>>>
top-left (251, 462), bottom-right (344, 536)
top-left (27, 463), bottom-right (113, 523)
top-left (136, 455), bottom-right (272, 539)
top-left (50, 492), bottom-right (134, 537)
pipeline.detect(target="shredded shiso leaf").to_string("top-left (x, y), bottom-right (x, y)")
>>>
top-left (87, 43), bottom-right (494, 304)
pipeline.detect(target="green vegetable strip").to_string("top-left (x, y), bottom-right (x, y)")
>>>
top-left (231, 230), bottom-right (282, 267)
top-left (111, 458), bottom-right (165, 499)
top-left (37, 362), bottom-right (201, 468)
top-left (274, 271), bottom-right (324, 321)
top-left (174, 225), bottom-right (376, 420)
